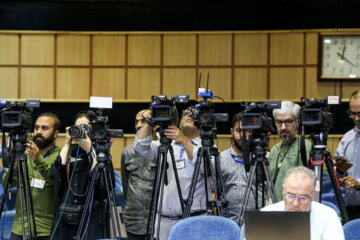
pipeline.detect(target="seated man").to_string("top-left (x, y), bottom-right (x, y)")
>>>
top-left (262, 166), bottom-right (344, 240)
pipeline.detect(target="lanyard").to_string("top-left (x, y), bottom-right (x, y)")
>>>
top-left (231, 153), bottom-right (244, 164)
top-left (180, 145), bottom-right (185, 159)
top-left (38, 146), bottom-right (56, 177)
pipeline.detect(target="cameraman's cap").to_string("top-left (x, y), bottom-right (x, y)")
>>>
top-left (183, 99), bottom-right (199, 110)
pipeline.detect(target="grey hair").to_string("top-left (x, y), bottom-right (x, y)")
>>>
top-left (283, 166), bottom-right (316, 192)
top-left (272, 101), bottom-right (301, 119)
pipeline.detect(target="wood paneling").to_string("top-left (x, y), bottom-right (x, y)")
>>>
top-left (92, 68), bottom-right (125, 99)
top-left (56, 68), bottom-right (90, 99)
top-left (305, 67), bottom-right (320, 98)
top-left (306, 33), bottom-right (318, 65)
top-left (199, 34), bottom-right (232, 66)
top-left (216, 136), bottom-right (232, 152)
top-left (21, 35), bottom-right (54, 65)
top-left (110, 138), bottom-right (126, 170)
top-left (270, 33), bottom-right (304, 65)
top-left (269, 67), bottom-right (304, 99)
top-left (342, 81), bottom-right (360, 98)
top-left (163, 68), bottom-right (196, 98)
top-left (318, 81), bottom-right (341, 97)
top-left (163, 35), bottom-right (196, 66)
top-left (0, 67), bottom-right (18, 98)
top-left (57, 35), bottom-right (90, 66)
top-left (198, 68), bottom-right (232, 100)
top-left (234, 34), bottom-right (268, 65)
top-left (127, 68), bottom-right (161, 100)
top-left (0, 34), bottom-right (19, 65)
top-left (92, 35), bottom-right (126, 66)
top-left (128, 35), bottom-right (161, 66)
top-left (20, 68), bottom-right (54, 99)
top-left (234, 68), bottom-right (267, 100)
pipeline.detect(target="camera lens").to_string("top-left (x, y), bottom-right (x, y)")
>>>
top-left (69, 125), bottom-right (84, 138)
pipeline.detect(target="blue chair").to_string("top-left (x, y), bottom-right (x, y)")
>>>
top-left (0, 209), bottom-right (15, 240)
top-left (168, 215), bottom-right (240, 240)
top-left (113, 170), bottom-right (125, 209)
top-left (322, 180), bottom-right (333, 194)
top-left (321, 200), bottom-right (341, 220)
top-left (343, 219), bottom-right (360, 240)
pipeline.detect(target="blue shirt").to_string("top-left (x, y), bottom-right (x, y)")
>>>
top-left (336, 127), bottom-right (360, 206)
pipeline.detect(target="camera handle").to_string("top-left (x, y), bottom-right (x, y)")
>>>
top-left (308, 132), bottom-right (349, 224)
top-left (0, 133), bottom-right (37, 239)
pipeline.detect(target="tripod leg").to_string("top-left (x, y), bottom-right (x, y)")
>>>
top-left (169, 146), bottom-right (184, 214)
top-left (0, 156), bottom-right (17, 219)
top-left (17, 161), bottom-right (27, 237)
top-left (239, 164), bottom-right (257, 226)
top-left (213, 152), bottom-right (228, 217)
top-left (205, 148), bottom-right (222, 216)
top-left (262, 160), bottom-right (278, 204)
top-left (23, 158), bottom-right (37, 237)
top-left (324, 157), bottom-right (349, 223)
top-left (313, 164), bottom-right (323, 202)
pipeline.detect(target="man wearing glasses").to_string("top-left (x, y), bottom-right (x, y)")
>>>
top-left (268, 101), bottom-right (312, 201)
top-left (335, 90), bottom-right (360, 220)
top-left (262, 166), bottom-right (344, 240)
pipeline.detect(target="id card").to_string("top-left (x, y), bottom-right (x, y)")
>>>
top-left (69, 157), bottom-right (83, 163)
top-left (176, 159), bottom-right (186, 170)
top-left (31, 178), bottom-right (46, 189)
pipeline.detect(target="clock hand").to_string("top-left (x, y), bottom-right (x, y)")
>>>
top-left (341, 44), bottom-right (346, 60)
top-left (337, 52), bottom-right (356, 67)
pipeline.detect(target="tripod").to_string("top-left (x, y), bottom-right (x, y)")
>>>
top-left (0, 132), bottom-right (37, 239)
top-left (308, 132), bottom-right (349, 223)
top-left (75, 142), bottom-right (122, 240)
top-left (183, 126), bottom-right (228, 218)
top-left (238, 134), bottom-right (278, 226)
top-left (147, 127), bottom-right (184, 240)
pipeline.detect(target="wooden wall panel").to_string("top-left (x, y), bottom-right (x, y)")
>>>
top-left (318, 81), bottom-right (341, 97)
top-left (234, 68), bottom-right (267, 100)
top-left (305, 67), bottom-right (320, 98)
top-left (57, 35), bottom-right (90, 66)
top-left (0, 34), bottom-right (19, 65)
top-left (342, 81), bottom-right (360, 98)
top-left (306, 33), bottom-right (318, 65)
top-left (92, 68), bottom-right (125, 99)
top-left (128, 35), bottom-right (161, 66)
top-left (270, 33), bottom-right (304, 65)
top-left (199, 34), bottom-right (232, 66)
top-left (56, 68), bottom-right (90, 99)
top-left (110, 138), bottom-right (126, 170)
top-left (21, 35), bottom-right (54, 65)
top-left (163, 35), bottom-right (196, 66)
top-left (269, 67), bottom-right (304, 99)
top-left (216, 136), bottom-right (232, 152)
top-left (198, 68), bottom-right (232, 100)
top-left (20, 68), bottom-right (54, 99)
top-left (92, 35), bottom-right (126, 66)
top-left (234, 34), bottom-right (268, 65)
top-left (127, 68), bottom-right (160, 100)
top-left (163, 68), bottom-right (196, 98)
top-left (0, 67), bottom-right (18, 98)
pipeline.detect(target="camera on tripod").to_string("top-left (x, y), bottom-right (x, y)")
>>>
top-left (300, 96), bottom-right (341, 132)
top-left (150, 94), bottom-right (189, 126)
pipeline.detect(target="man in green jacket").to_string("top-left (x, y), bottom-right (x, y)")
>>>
top-left (2, 113), bottom-right (61, 240)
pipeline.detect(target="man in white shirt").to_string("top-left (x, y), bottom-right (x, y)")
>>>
top-left (262, 166), bottom-right (344, 240)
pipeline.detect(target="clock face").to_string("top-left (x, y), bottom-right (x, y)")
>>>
top-left (321, 36), bottom-right (360, 78)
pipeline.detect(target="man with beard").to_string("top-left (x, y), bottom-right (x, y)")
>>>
top-left (268, 101), bottom-right (312, 201)
top-left (121, 109), bottom-right (157, 240)
top-left (335, 90), bottom-right (360, 220)
top-left (2, 113), bottom-right (61, 240)
top-left (133, 102), bottom-right (207, 240)
top-left (220, 113), bottom-right (262, 224)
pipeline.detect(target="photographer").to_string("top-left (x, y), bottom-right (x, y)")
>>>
top-left (2, 113), bottom-right (61, 240)
top-left (335, 90), bottom-right (360, 220)
top-left (50, 111), bottom-right (110, 239)
top-left (268, 101), bottom-right (312, 201)
top-left (133, 103), bottom-right (208, 240)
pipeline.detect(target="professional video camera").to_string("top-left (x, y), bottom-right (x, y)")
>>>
top-left (300, 96), bottom-right (341, 133)
top-left (150, 94), bottom-right (189, 126)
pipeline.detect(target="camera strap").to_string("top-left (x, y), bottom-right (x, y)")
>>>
top-left (300, 135), bottom-right (308, 167)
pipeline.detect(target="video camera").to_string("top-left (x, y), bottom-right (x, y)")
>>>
top-left (241, 101), bottom-right (281, 134)
top-left (300, 96), bottom-right (341, 133)
top-left (150, 94), bottom-right (189, 126)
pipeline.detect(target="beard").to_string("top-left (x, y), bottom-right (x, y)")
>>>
top-left (233, 139), bottom-right (242, 151)
top-left (279, 130), bottom-right (295, 143)
top-left (32, 132), bottom-right (55, 149)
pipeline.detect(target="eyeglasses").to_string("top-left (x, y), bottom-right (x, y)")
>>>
top-left (348, 110), bottom-right (360, 118)
top-left (274, 119), bottom-right (295, 127)
top-left (284, 193), bottom-right (312, 203)
top-left (182, 109), bottom-right (198, 116)
top-left (135, 118), bottom-right (146, 125)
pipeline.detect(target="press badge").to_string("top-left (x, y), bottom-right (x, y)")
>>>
top-left (176, 159), bottom-right (186, 169)
top-left (31, 178), bottom-right (45, 189)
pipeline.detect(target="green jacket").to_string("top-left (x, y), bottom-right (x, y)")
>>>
top-left (2, 145), bottom-right (61, 237)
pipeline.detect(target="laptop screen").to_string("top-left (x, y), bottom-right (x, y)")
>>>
top-left (245, 211), bottom-right (310, 240)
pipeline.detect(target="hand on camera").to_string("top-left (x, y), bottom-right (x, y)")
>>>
top-left (340, 176), bottom-right (360, 190)
top-left (25, 141), bottom-right (40, 161)
top-left (334, 156), bottom-right (353, 174)
top-left (165, 126), bottom-right (185, 144)
top-left (73, 131), bottom-right (92, 153)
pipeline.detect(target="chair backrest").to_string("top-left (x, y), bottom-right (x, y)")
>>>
top-left (321, 200), bottom-right (341, 220)
top-left (321, 180), bottom-right (333, 194)
top-left (343, 219), bottom-right (360, 240)
top-left (113, 170), bottom-right (125, 209)
top-left (168, 215), bottom-right (240, 240)
top-left (0, 209), bottom-right (16, 240)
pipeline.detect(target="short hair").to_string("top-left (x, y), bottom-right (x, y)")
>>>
top-left (37, 113), bottom-right (61, 131)
top-left (273, 101), bottom-right (301, 119)
top-left (231, 112), bottom-right (243, 128)
top-left (283, 166), bottom-right (316, 192)
top-left (73, 111), bottom-right (91, 124)
top-left (349, 90), bottom-right (360, 100)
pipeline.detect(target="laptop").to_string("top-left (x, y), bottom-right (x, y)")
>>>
top-left (245, 211), bottom-right (310, 240)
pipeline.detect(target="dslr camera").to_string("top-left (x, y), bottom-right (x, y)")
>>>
top-left (69, 124), bottom-right (89, 138)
